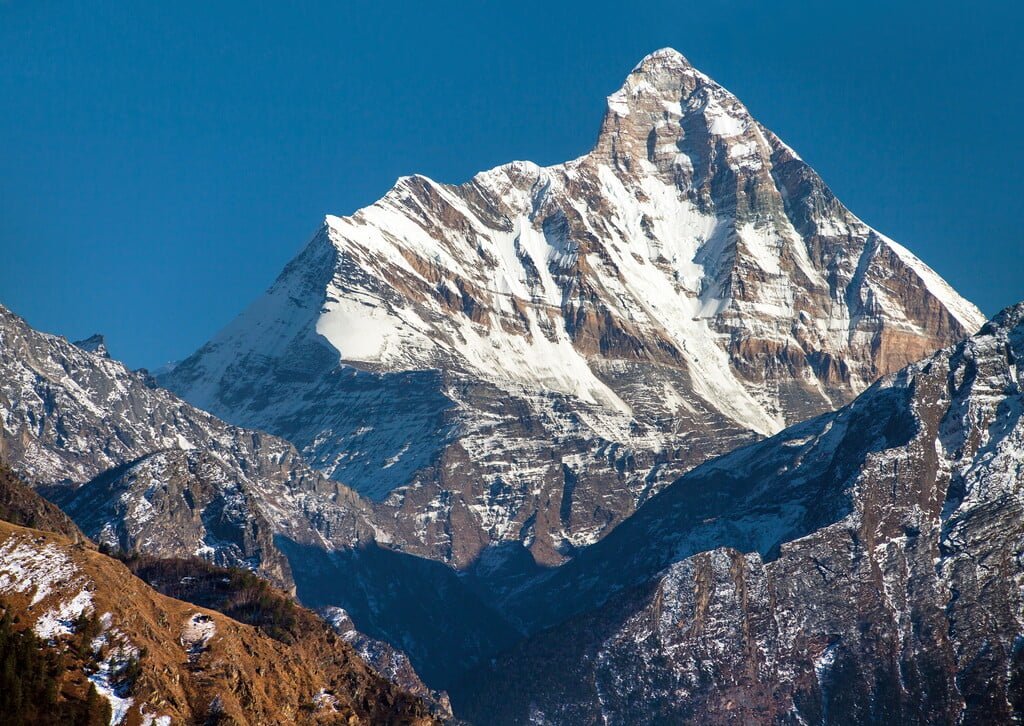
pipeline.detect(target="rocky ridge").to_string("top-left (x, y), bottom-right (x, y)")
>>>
top-left (0, 302), bottom-right (375, 587)
top-left (455, 301), bottom-right (1024, 724)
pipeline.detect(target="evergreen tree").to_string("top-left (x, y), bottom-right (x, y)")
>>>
top-left (0, 602), bottom-right (112, 725)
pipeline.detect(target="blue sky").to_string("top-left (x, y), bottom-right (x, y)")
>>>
top-left (2, 1), bottom-right (1021, 368)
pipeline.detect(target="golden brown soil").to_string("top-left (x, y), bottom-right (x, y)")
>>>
top-left (0, 520), bottom-right (438, 725)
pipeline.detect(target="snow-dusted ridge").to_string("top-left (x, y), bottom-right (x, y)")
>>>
top-left (459, 301), bottom-right (1024, 723)
top-left (0, 301), bottom-right (377, 586)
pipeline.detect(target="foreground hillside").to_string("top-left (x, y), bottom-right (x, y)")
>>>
top-left (0, 517), bottom-right (437, 725)
top-left (455, 303), bottom-right (1024, 723)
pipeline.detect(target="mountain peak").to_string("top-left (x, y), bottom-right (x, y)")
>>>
top-left (594, 47), bottom-right (763, 180)
top-left (631, 47), bottom-right (693, 73)
top-left (603, 48), bottom-right (705, 121)
top-left (161, 48), bottom-right (984, 571)
top-left (982, 300), bottom-right (1024, 337)
top-left (73, 333), bottom-right (109, 358)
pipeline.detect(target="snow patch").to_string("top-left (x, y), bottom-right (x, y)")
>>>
top-left (704, 100), bottom-right (746, 136)
top-left (606, 89), bottom-right (631, 117)
top-left (814, 642), bottom-right (839, 685)
top-left (89, 652), bottom-right (135, 726)
top-left (33, 588), bottom-right (93, 640)
top-left (314, 688), bottom-right (340, 713)
top-left (0, 537), bottom-right (80, 607)
top-left (180, 612), bottom-right (216, 662)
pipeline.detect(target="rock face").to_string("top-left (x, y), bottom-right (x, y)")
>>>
top-left (48, 449), bottom-right (301, 586)
top-left (0, 303), bottom-right (375, 587)
top-left (162, 48), bottom-right (983, 569)
top-left (0, 519), bottom-right (438, 725)
top-left (72, 333), bottom-right (109, 358)
top-left (320, 605), bottom-right (453, 719)
top-left (454, 302), bottom-right (1024, 724)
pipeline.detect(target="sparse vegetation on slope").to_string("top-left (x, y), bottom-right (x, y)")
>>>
top-left (0, 605), bottom-right (112, 726)
top-left (116, 552), bottom-right (301, 643)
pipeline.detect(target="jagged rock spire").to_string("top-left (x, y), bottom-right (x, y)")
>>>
top-left (73, 333), bottom-right (109, 358)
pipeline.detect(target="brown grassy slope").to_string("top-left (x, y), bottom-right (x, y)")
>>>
top-left (117, 554), bottom-right (453, 719)
top-left (0, 520), bottom-right (438, 725)
top-left (0, 463), bottom-right (85, 541)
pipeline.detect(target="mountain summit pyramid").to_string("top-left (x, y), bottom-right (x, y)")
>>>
top-left (162, 49), bottom-right (984, 568)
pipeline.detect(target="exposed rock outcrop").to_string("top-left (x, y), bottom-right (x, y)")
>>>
top-left (455, 302), bottom-right (1024, 724)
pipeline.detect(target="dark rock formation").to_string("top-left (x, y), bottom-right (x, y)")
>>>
top-left (455, 303), bottom-right (1024, 724)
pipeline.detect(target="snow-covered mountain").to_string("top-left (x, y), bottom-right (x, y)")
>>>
top-left (0, 303), bottom-right (376, 586)
top-left (5, 40), bottom-right (1016, 726)
top-left (163, 48), bottom-right (984, 568)
top-left (455, 301), bottom-right (1024, 724)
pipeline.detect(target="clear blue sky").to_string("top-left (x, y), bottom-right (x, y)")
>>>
top-left (2, 1), bottom-right (1021, 369)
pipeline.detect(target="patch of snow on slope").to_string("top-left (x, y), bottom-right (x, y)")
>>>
top-left (0, 536), bottom-right (80, 606)
top-left (88, 617), bottom-right (140, 725)
top-left (315, 291), bottom-right (420, 363)
top-left (34, 588), bottom-right (93, 640)
top-left (181, 612), bottom-right (216, 663)
top-left (314, 688), bottom-right (341, 713)
top-left (815, 642), bottom-right (839, 684)
top-left (88, 642), bottom-right (137, 726)
top-left (737, 223), bottom-right (783, 276)
top-left (140, 711), bottom-right (172, 726)
top-left (606, 89), bottom-right (631, 117)
top-left (703, 98), bottom-right (746, 137)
